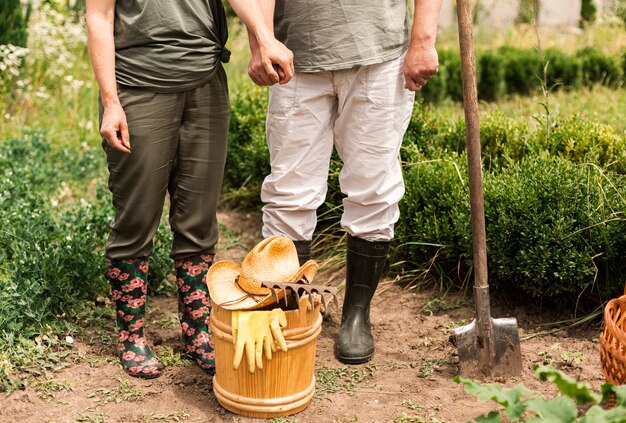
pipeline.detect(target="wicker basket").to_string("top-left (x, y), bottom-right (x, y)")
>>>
top-left (209, 296), bottom-right (322, 419)
top-left (600, 295), bottom-right (626, 385)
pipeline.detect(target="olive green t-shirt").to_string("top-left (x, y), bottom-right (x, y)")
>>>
top-left (274, 0), bottom-right (409, 72)
top-left (114, 0), bottom-right (229, 92)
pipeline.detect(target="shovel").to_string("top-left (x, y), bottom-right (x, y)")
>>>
top-left (451, 0), bottom-right (522, 378)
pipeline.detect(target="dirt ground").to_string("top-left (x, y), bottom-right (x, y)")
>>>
top-left (0, 209), bottom-right (605, 423)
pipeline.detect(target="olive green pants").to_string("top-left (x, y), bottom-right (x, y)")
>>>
top-left (100, 67), bottom-right (229, 260)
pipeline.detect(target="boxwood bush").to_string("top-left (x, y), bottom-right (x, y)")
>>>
top-left (498, 46), bottom-right (542, 95)
top-left (397, 154), bottom-right (626, 308)
top-left (419, 46), bottom-right (624, 102)
top-left (576, 47), bottom-right (624, 87)
top-left (223, 84), bottom-right (270, 204)
top-left (478, 51), bottom-right (507, 101)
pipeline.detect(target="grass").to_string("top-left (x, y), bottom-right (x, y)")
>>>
top-left (86, 378), bottom-right (143, 405)
top-left (314, 365), bottom-right (376, 398)
top-left (424, 86), bottom-right (626, 133)
top-left (437, 23), bottom-right (626, 55)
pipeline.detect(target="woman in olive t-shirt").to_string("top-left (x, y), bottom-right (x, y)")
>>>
top-left (86, 0), bottom-right (293, 379)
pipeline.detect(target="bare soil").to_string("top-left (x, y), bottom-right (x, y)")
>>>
top-left (0, 209), bottom-right (605, 423)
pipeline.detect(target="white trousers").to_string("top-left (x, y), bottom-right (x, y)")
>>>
top-left (261, 55), bottom-right (415, 242)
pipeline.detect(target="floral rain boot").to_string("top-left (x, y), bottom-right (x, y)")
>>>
top-left (175, 254), bottom-right (215, 374)
top-left (107, 258), bottom-right (163, 379)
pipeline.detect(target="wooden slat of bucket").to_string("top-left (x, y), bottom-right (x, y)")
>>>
top-left (209, 296), bottom-right (322, 418)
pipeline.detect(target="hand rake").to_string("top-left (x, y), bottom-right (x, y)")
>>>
top-left (261, 281), bottom-right (339, 312)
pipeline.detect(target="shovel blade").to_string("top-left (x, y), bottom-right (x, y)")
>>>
top-left (453, 317), bottom-right (522, 378)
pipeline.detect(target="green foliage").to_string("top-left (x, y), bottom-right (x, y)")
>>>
top-left (576, 47), bottom-right (624, 87)
top-left (0, 0), bottom-right (31, 47)
top-left (483, 158), bottom-right (626, 305)
top-left (420, 46), bottom-right (626, 103)
top-left (0, 132), bottom-right (107, 336)
top-left (516, 0), bottom-right (538, 24)
top-left (478, 51), bottom-right (507, 101)
top-left (397, 155), bottom-right (626, 307)
top-left (543, 48), bottom-right (583, 90)
top-left (456, 366), bottom-right (626, 422)
top-left (498, 46), bottom-right (542, 95)
top-left (580, 0), bottom-right (598, 27)
top-left (224, 84), bottom-right (270, 204)
top-left (544, 115), bottom-right (626, 173)
top-left (618, 0), bottom-right (626, 27)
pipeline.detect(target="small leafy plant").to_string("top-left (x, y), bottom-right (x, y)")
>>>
top-left (455, 365), bottom-right (626, 422)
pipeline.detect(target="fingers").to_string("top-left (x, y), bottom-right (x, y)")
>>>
top-left (246, 338), bottom-right (255, 373)
top-left (232, 333), bottom-right (245, 370)
top-left (119, 120), bottom-right (131, 150)
top-left (264, 332), bottom-right (273, 360)
top-left (404, 78), bottom-right (424, 92)
top-left (270, 322), bottom-right (288, 352)
top-left (248, 61), bottom-right (275, 86)
top-left (100, 109), bottom-right (131, 153)
top-left (255, 336), bottom-right (264, 370)
top-left (263, 60), bottom-right (281, 85)
top-left (269, 309), bottom-right (288, 351)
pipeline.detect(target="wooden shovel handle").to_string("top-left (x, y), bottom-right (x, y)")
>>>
top-left (457, 0), bottom-right (488, 293)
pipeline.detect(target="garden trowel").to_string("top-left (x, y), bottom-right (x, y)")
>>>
top-left (451, 0), bottom-right (522, 378)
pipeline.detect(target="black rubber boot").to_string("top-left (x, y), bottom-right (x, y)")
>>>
top-left (293, 240), bottom-right (312, 266)
top-left (336, 235), bottom-right (389, 364)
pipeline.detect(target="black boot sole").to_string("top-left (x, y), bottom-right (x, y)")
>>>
top-left (123, 369), bottom-right (163, 379)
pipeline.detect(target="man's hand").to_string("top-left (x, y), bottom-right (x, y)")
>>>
top-left (248, 34), bottom-right (294, 86)
top-left (100, 102), bottom-right (131, 153)
top-left (403, 44), bottom-right (439, 92)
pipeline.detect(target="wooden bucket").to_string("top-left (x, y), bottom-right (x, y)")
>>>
top-left (209, 296), bottom-right (322, 418)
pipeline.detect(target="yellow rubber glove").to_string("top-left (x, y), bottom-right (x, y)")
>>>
top-left (269, 308), bottom-right (288, 352)
top-left (231, 310), bottom-right (276, 373)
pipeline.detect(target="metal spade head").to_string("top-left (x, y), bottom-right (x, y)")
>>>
top-left (453, 317), bottom-right (522, 378)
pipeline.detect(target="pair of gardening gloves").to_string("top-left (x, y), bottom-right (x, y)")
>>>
top-left (232, 308), bottom-right (288, 373)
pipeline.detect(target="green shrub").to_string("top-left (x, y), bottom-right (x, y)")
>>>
top-left (397, 155), bottom-right (472, 279)
top-left (516, 0), bottom-right (538, 24)
top-left (224, 84), bottom-right (270, 203)
top-left (499, 46), bottom-right (542, 94)
top-left (439, 49), bottom-right (465, 102)
top-left (485, 157), bottom-right (626, 305)
top-left (543, 48), bottom-right (583, 90)
top-left (580, 0), bottom-right (597, 27)
top-left (0, 0), bottom-right (31, 47)
top-left (0, 131), bottom-right (177, 337)
top-left (540, 115), bottom-right (626, 172)
top-left (397, 155), bottom-right (626, 307)
top-left (479, 112), bottom-right (531, 168)
top-left (478, 51), bottom-right (507, 101)
top-left (577, 47), bottom-right (623, 87)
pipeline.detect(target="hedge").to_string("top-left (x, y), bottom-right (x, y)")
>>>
top-left (420, 46), bottom-right (623, 102)
top-left (397, 155), bottom-right (626, 308)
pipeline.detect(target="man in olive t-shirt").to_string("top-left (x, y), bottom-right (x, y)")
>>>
top-left (86, 0), bottom-right (293, 379)
top-left (247, 0), bottom-right (442, 364)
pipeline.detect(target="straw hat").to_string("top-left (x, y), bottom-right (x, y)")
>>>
top-left (207, 236), bottom-right (318, 310)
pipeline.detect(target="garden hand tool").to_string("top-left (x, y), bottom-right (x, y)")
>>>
top-left (452, 0), bottom-right (522, 379)
top-left (232, 309), bottom-right (288, 373)
top-left (261, 281), bottom-right (339, 312)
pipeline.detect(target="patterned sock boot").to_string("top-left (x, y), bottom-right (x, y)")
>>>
top-left (175, 253), bottom-right (215, 374)
top-left (107, 258), bottom-right (163, 379)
